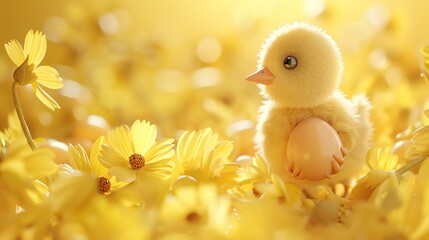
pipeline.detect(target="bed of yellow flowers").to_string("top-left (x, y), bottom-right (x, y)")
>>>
top-left (1, 0), bottom-right (429, 239)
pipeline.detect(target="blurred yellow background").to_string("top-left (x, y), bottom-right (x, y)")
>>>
top-left (1, 0), bottom-right (429, 153)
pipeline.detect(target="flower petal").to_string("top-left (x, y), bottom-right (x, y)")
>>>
top-left (139, 160), bottom-right (173, 181)
top-left (145, 138), bottom-right (175, 163)
top-left (24, 30), bottom-right (34, 57)
top-left (24, 30), bottom-right (46, 67)
top-left (24, 148), bottom-right (58, 178)
top-left (108, 125), bottom-right (134, 158)
top-left (109, 176), bottom-right (129, 191)
top-left (131, 120), bottom-right (157, 154)
top-left (145, 158), bottom-right (172, 167)
top-left (31, 82), bottom-right (60, 110)
top-left (90, 136), bottom-right (109, 177)
top-left (34, 66), bottom-right (63, 89)
top-left (99, 145), bottom-right (129, 168)
top-left (49, 175), bottom-right (96, 214)
top-left (67, 144), bottom-right (91, 173)
top-left (4, 39), bottom-right (25, 66)
top-left (135, 170), bottom-right (151, 184)
top-left (135, 168), bottom-right (168, 184)
top-left (109, 167), bottom-right (136, 183)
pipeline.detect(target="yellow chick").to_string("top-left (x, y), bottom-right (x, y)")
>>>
top-left (246, 23), bottom-right (372, 185)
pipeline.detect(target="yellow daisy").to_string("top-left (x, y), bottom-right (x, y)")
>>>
top-left (5, 30), bottom-right (63, 110)
top-left (351, 148), bottom-right (400, 202)
top-left (236, 154), bottom-right (270, 196)
top-left (158, 184), bottom-right (232, 235)
top-left (99, 120), bottom-right (175, 184)
top-left (254, 174), bottom-right (301, 206)
top-left (175, 128), bottom-right (237, 189)
top-left (63, 136), bottom-right (127, 194)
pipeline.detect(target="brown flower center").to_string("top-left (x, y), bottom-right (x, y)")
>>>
top-left (129, 153), bottom-right (145, 170)
top-left (278, 195), bottom-right (286, 204)
top-left (186, 211), bottom-right (200, 223)
top-left (97, 177), bottom-right (111, 194)
top-left (252, 187), bottom-right (261, 198)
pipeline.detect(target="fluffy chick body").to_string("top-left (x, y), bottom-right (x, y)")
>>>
top-left (256, 93), bottom-right (371, 185)
top-left (248, 23), bottom-right (372, 185)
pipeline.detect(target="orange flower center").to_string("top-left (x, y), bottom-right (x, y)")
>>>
top-left (186, 211), bottom-right (200, 223)
top-left (278, 195), bottom-right (286, 204)
top-left (252, 187), bottom-right (261, 198)
top-left (97, 177), bottom-right (111, 194)
top-left (129, 153), bottom-right (145, 170)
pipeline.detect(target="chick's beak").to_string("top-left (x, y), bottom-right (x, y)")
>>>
top-left (245, 67), bottom-right (275, 85)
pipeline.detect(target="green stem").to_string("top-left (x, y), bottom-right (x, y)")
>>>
top-left (396, 155), bottom-right (427, 175)
top-left (12, 81), bottom-right (36, 150)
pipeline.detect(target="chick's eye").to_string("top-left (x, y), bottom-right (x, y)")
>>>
top-left (283, 56), bottom-right (298, 70)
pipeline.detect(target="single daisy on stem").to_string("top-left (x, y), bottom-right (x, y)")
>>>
top-left (100, 120), bottom-right (175, 184)
top-left (4, 30), bottom-right (64, 150)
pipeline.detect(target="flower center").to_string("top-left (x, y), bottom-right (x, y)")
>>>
top-left (252, 187), bottom-right (261, 198)
top-left (278, 196), bottom-right (286, 204)
top-left (186, 211), bottom-right (200, 223)
top-left (129, 153), bottom-right (145, 170)
top-left (97, 177), bottom-right (111, 194)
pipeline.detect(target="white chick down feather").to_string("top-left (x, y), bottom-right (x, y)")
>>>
top-left (246, 23), bottom-right (373, 185)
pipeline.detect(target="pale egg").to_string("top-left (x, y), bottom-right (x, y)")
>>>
top-left (287, 118), bottom-right (343, 181)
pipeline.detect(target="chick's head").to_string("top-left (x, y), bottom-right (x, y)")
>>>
top-left (247, 23), bottom-right (343, 108)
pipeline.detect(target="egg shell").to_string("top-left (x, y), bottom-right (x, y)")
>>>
top-left (287, 118), bottom-right (342, 181)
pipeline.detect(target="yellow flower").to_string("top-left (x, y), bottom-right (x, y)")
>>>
top-left (0, 136), bottom-right (57, 213)
top-left (2, 136), bottom-right (58, 179)
top-left (175, 128), bottom-right (239, 191)
top-left (54, 196), bottom-right (149, 239)
top-left (0, 112), bottom-right (23, 143)
top-left (4, 30), bottom-right (63, 110)
top-left (366, 147), bottom-right (400, 171)
top-left (235, 154), bottom-right (270, 196)
top-left (158, 184), bottom-right (231, 237)
top-left (49, 174), bottom-right (99, 215)
top-left (382, 173), bottom-right (421, 236)
top-left (63, 136), bottom-right (127, 194)
top-left (231, 194), bottom-right (309, 239)
top-left (100, 120), bottom-right (175, 184)
top-left (47, 174), bottom-right (149, 239)
top-left (406, 125), bottom-right (429, 160)
top-left (351, 148), bottom-right (400, 202)
top-left (0, 203), bottom-right (54, 239)
top-left (254, 174), bottom-right (301, 206)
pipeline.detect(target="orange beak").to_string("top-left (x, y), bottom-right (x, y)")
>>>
top-left (245, 67), bottom-right (275, 85)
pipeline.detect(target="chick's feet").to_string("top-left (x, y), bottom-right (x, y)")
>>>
top-left (286, 147), bottom-right (348, 180)
top-left (286, 161), bottom-right (305, 179)
top-left (330, 147), bottom-right (348, 176)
